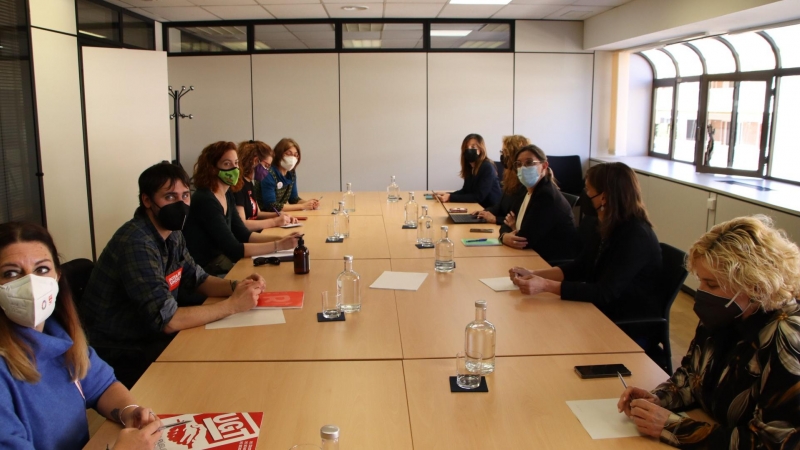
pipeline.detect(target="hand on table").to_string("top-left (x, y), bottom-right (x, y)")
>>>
top-left (504, 211), bottom-right (517, 230)
top-left (617, 386), bottom-right (660, 416)
top-left (286, 214), bottom-right (299, 224)
top-left (629, 398), bottom-right (670, 438)
top-left (243, 273), bottom-right (267, 291)
top-left (473, 210), bottom-right (496, 223)
top-left (435, 193), bottom-right (450, 202)
top-left (113, 419), bottom-right (162, 450)
top-left (508, 266), bottom-right (532, 280)
top-left (121, 406), bottom-right (159, 430)
top-left (304, 199), bottom-right (320, 210)
top-left (228, 279), bottom-right (261, 313)
top-left (277, 232), bottom-right (302, 251)
top-left (512, 273), bottom-right (549, 295)
top-left (502, 230), bottom-right (527, 249)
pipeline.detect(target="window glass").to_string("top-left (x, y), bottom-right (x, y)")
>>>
top-left (770, 76), bottom-right (800, 182)
top-left (731, 81), bottom-right (767, 170)
top-left (77, 0), bottom-right (120, 42)
top-left (122, 14), bottom-right (154, 50)
top-left (169, 26), bottom-right (248, 53)
top-left (663, 44), bottom-right (703, 77)
top-left (641, 50), bottom-right (676, 79)
top-left (430, 23), bottom-right (509, 49)
top-left (652, 86), bottom-right (674, 155)
top-left (688, 38), bottom-right (736, 74)
top-left (703, 81), bottom-right (735, 167)
top-left (763, 25), bottom-right (800, 68)
top-left (673, 82), bottom-right (699, 162)
top-left (720, 33), bottom-right (775, 72)
top-left (342, 23), bottom-right (422, 49)
top-left (254, 24), bottom-right (335, 50)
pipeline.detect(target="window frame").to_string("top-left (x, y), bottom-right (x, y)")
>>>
top-left (76, 0), bottom-right (156, 51)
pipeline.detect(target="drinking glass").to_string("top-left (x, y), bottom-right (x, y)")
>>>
top-left (289, 445), bottom-right (322, 450)
top-left (327, 217), bottom-right (339, 241)
top-left (456, 351), bottom-right (483, 389)
top-left (321, 291), bottom-right (341, 319)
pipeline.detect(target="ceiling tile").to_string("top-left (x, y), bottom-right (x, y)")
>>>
top-left (102, 0), bottom-right (134, 7)
top-left (437, 4), bottom-right (504, 18)
top-left (262, 3), bottom-right (329, 18)
top-left (202, 5), bottom-right (274, 19)
top-left (140, 6), bottom-right (222, 20)
top-left (384, 3), bottom-right (444, 18)
top-left (574, 0), bottom-right (631, 6)
top-left (122, 0), bottom-right (192, 7)
top-left (325, 4), bottom-right (384, 18)
top-left (127, 7), bottom-right (169, 21)
top-left (190, 0), bottom-right (256, 5)
top-left (544, 4), bottom-right (611, 19)
top-left (256, 0), bottom-right (319, 4)
top-left (505, 0), bottom-right (573, 4)
top-left (322, 0), bottom-right (382, 5)
top-left (491, 4), bottom-right (561, 18)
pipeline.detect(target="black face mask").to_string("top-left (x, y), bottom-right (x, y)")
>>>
top-left (151, 201), bottom-right (190, 231)
top-left (465, 148), bottom-right (479, 163)
top-left (693, 289), bottom-right (745, 332)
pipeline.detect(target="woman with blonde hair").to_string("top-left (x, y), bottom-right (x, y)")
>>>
top-left (618, 215), bottom-right (800, 448)
top-left (435, 133), bottom-right (502, 209)
top-left (474, 135), bottom-right (530, 224)
top-left (235, 140), bottom-right (297, 231)
top-left (0, 222), bottom-right (162, 449)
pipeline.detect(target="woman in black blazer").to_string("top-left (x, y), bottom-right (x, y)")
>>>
top-left (498, 145), bottom-right (579, 264)
top-left (434, 133), bottom-right (502, 209)
top-left (474, 134), bottom-right (530, 224)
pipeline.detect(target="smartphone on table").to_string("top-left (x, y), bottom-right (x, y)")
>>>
top-left (574, 364), bottom-right (631, 379)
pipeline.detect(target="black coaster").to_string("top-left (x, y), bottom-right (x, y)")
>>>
top-left (402, 224), bottom-right (418, 229)
top-left (317, 312), bottom-right (346, 322)
top-left (449, 376), bottom-right (488, 392)
top-left (325, 237), bottom-right (344, 243)
top-left (415, 243), bottom-right (435, 249)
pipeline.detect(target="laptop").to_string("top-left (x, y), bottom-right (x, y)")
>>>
top-left (435, 194), bottom-right (486, 224)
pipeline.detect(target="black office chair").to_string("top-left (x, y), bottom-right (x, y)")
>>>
top-left (548, 155), bottom-right (583, 197)
top-left (493, 160), bottom-right (504, 186)
top-left (614, 243), bottom-right (688, 374)
top-left (60, 258), bottom-right (95, 306)
top-left (562, 192), bottom-right (579, 208)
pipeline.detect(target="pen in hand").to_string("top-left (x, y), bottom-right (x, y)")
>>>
top-left (617, 372), bottom-right (628, 389)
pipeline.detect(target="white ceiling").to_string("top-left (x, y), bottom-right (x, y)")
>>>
top-left (109, 0), bottom-right (633, 22)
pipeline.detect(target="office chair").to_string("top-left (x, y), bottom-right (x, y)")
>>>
top-left (614, 243), bottom-right (688, 374)
top-left (562, 192), bottom-right (580, 208)
top-left (548, 155), bottom-right (583, 196)
top-left (60, 258), bottom-right (95, 306)
top-left (493, 160), bottom-right (504, 186)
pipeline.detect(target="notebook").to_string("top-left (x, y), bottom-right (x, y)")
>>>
top-left (255, 291), bottom-right (304, 309)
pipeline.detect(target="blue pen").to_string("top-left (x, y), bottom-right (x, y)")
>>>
top-left (272, 206), bottom-right (282, 216)
top-left (466, 239), bottom-right (488, 243)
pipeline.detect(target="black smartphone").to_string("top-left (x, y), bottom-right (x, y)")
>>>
top-left (574, 364), bottom-right (632, 379)
top-left (470, 228), bottom-right (493, 233)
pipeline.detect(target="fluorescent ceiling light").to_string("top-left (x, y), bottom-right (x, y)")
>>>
top-left (79, 30), bottom-right (108, 39)
top-left (343, 39), bottom-right (381, 48)
top-left (430, 30), bottom-right (472, 37)
top-left (449, 0), bottom-right (510, 5)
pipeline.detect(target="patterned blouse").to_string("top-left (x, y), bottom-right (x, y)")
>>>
top-left (651, 299), bottom-right (800, 448)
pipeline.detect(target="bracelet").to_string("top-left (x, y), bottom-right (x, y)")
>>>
top-left (119, 404), bottom-right (139, 427)
top-left (230, 280), bottom-right (238, 292)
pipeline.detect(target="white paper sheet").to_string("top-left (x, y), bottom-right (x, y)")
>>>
top-left (250, 249), bottom-right (293, 259)
top-left (205, 309), bottom-right (286, 329)
top-left (369, 271), bottom-right (428, 291)
top-left (479, 277), bottom-right (518, 292)
top-left (566, 398), bottom-right (641, 440)
top-left (280, 223), bottom-right (303, 228)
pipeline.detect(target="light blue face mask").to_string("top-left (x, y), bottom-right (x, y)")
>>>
top-left (517, 166), bottom-right (540, 188)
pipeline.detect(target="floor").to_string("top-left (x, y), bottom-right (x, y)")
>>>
top-left (86, 292), bottom-right (699, 437)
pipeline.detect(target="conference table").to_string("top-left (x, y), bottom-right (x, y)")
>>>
top-left (86, 191), bottom-right (679, 449)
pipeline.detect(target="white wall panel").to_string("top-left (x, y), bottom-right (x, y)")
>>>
top-left (627, 53), bottom-right (653, 156)
top-left (82, 47), bottom-right (171, 253)
top-left (427, 53), bottom-right (514, 191)
top-left (515, 20), bottom-right (585, 53)
top-left (167, 55), bottom-right (253, 169)
top-left (340, 53), bottom-right (427, 191)
top-left (31, 29), bottom-right (92, 261)
top-left (29, 0), bottom-right (76, 35)
top-left (715, 195), bottom-right (800, 243)
top-left (252, 54), bottom-right (340, 192)
top-left (591, 51), bottom-right (612, 159)
top-left (515, 53), bottom-right (593, 165)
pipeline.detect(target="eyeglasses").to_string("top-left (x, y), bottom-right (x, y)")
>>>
top-left (253, 257), bottom-right (281, 266)
top-left (513, 159), bottom-right (543, 169)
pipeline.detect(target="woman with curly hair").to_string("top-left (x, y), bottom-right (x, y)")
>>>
top-left (617, 215), bottom-right (800, 448)
top-left (473, 134), bottom-right (530, 224)
top-left (235, 140), bottom-right (297, 231)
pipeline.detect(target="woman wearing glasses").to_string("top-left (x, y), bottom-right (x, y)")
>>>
top-left (435, 134), bottom-right (502, 209)
top-left (235, 140), bottom-right (297, 231)
top-left (474, 135), bottom-right (530, 224)
top-left (260, 138), bottom-right (320, 213)
top-left (497, 145), bottom-right (579, 264)
top-left (510, 162), bottom-right (662, 325)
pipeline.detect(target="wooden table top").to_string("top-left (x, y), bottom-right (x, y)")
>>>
top-left (391, 257), bottom-right (643, 359)
top-left (158, 259), bottom-right (402, 362)
top-left (85, 360), bottom-right (412, 450)
top-left (301, 191), bottom-right (386, 216)
top-left (404, 353), bottom-right (678, 449)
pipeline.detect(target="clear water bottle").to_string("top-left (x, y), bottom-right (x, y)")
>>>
top-left (320, 425), bottom-right (339, 450)
top-left (465, 300), bottom-right (496, 374)
top-left (387, 175), bottom-right (400, 203)
top-left (435, 226), bottom-right (455, 273)
top-left (337, 255), bottom-right (361, 313)
top-left (343, 182), bottom-right (356, 213)
top-left (404, 192), bottom-right (418, 227)
top-left (336, 201), bottom-right (349, 238)
top-left (417, 205), bottom-right (433, 246)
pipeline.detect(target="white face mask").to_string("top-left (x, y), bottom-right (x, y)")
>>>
top-left (281, 156), bottom-right (297, 171)
top-left (0, 274), bottom-right (59, 328)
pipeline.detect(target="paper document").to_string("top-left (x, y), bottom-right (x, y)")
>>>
top-left (156, 412), bottom-right (262, 449)
top-left (370, 271), bottom-right (428, 291)
top-left (250, 250), bottom-right (293, 259)
top-left (205, 309), bottom-right (285, 330)
top-left (280, 222), bottom-right (303, 228)
top-left (480, 277), bottom-right (518, 292)
top-left (566, 398), bottom-right (641, 440)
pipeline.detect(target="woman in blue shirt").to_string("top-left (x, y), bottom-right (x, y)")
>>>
top-left (0, 222), bottom-right (161, 450)
top-left (260, 138), bottom-right (320, 212)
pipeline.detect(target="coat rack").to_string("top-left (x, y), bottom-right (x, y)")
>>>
top-left (169, 85), bottom-right (194, 164)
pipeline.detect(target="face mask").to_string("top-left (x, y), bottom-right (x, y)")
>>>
top-left (217, 167), bottom-right (240, 186)
top-left (693, 289), bottom-right (745, 332)
top-left (0, 274), bottom-right (59, 328)
top-left (464, 148), bottom-right (479, 163)
top-left (517, 166), bottom-right (540, 188)
top-left (152, 201), bottom-right (190, 231)
top-left (281, 156), bottom-right (298, 171)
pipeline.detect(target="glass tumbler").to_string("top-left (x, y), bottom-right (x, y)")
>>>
top-left (321, 291), bottom-right (341, 319)
top-left (456, 351), bottom-right (483, 390)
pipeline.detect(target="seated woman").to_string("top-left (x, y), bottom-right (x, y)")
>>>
top-left (0, 222), bottom-right (162, 449)
top-left (435, 133), bottom-right (502, 209)
top-left (510, 162), bottom-right (662, 323)
top-left (183, 141), bottom-right (301, 275)
top-left (474, 134), bottom-right (530, 224)
top-left (497, 145), bottom-right (579, 264)
top-left (617, 215), bottom-right (800, 448)
top-left (260, 138), bottom-right (320, 213)
top-left (236, 140), bottom-right (297, 231)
